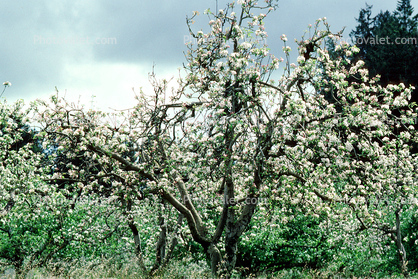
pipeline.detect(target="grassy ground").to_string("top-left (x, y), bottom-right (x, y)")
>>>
top-left (2, 260), bottom-right (417, 279)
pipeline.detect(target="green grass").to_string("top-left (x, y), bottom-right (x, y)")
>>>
top-left (3, 260), bottom-right (418, 279)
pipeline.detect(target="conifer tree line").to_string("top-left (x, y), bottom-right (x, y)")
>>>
top-left (350, 0), bottom-right (417, 96)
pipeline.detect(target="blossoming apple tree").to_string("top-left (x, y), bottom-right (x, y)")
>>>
top-left (0, 100), bottom-right (137, 277)
top-left (0, 100), bottom-right (73, 276)
top-left (32, 0), bottom-right (417, 276)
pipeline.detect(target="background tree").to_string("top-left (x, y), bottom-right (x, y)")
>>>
top-left (32, 84), bottom-right (186, 277)
top-left (350, 0), bottom-right (418, 97)
top-left (0, 100), bottom-right (139, 278)
top-left (0, 100), bottom-right (64, 276)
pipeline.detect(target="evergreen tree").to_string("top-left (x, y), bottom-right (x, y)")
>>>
top-left (394, 0), bottom-right (418, 32)
top-left (350, 4), bottom-right (374, 62)
top-left (350, 0), bottom-right (418, 93)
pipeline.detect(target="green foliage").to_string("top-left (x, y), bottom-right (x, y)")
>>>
top-left (403, 210), bottom-right (418, 271)
top-left (52, 199), bottom-right (133, 263)
top-left (379, 207), bottom-right (418, 274)
top-left (0, 195), bottom-right (62, 267)
top-left (236, 210), bottom-right (334, 276)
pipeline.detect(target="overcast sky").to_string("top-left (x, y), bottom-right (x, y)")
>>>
top-left (1, 0), bottom-right (417, 110)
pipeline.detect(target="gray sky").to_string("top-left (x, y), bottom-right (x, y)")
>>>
top-left (1, 0), bottom-right (417, 110)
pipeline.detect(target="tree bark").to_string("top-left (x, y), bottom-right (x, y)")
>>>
top-left (155, 213), bottom-right (167, 266)
top-left (224, 196), bottom-right (258, 276)
top-left (127, 221), bottom-right (147, 272)
top-left (205, 243), bottom-right (222, 276)
top-left (394, 208), bottom-right (409, 277)
top-left (224, 177), bottom-right (237, 275)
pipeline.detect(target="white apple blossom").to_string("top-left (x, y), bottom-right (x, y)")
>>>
top-left (240, 41), bottom-right (252, 49)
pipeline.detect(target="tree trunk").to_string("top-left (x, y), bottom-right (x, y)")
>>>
top-left (158, 214), bottom-right (184, 270)
top-left (127, 221), bottom-right (147, 272)
top-left (224, 177), bottom-right (237, 275)
top-left (155, 212), bottom-right (167, 266)
top-left (224, 195), bottom-right (258, 276)
top-left (206, 243), bottom-right (222, 276)
top-left (395, 208), bottom-right (409, 277)
top-left (224, 233), bottom-right (238, 275)
top-left (150, 213), bottom-right (184, 276)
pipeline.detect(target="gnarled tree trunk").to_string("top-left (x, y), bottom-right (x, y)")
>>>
top-left (394, 208), bottom-right (408, 277)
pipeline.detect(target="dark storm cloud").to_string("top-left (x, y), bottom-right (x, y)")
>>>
top-left (88, 0), bottom-right (221, 66)
top-left (0, 0), bottom-right (98, 99)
